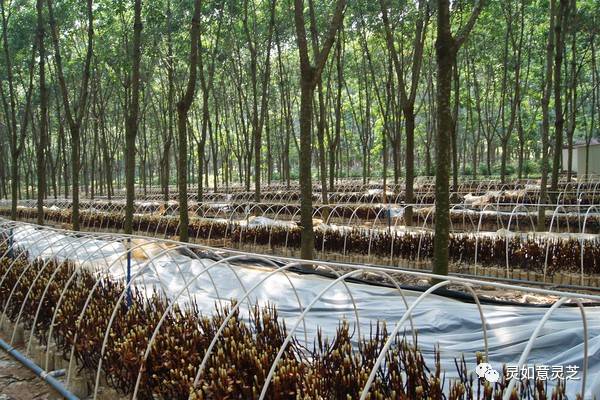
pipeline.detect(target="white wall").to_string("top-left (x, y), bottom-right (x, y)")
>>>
top-left (563, 145), bottom-right (600, 175)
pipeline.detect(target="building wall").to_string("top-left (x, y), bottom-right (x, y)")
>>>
top-left (563, 145), bottom-right (600, 175)
top-left (587, 145), bottom-right (600, 175)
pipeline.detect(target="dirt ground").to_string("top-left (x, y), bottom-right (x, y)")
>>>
top-left (0, 350), bottom-right (62, 400)
top-left (0, 349), bottom-right (129, 400)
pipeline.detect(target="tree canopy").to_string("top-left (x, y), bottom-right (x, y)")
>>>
top-left (0, 0), bottom-right (598, 268)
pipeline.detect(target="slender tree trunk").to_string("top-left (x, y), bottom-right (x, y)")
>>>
top-left (176, 0), bottom-right (201, 242)
top-left (330, 34), bottom-right (343, 192)
top-left (2, 0), bottom-right (35, 220)
top-left (380, 0), bottom-right (428, 223)
top-left (517, 110), bottom-right (525, 179)
top-left (451, 61), bottom-right (459, 189)
top-left (316, 83), bottom-right (328, 204)
top-left (539, 0), bottom-right (555, 230)
top-left (404, 107), bottom-right (415, 221)
top-left (586, 40), bottom-right (597, 179)
top-left (162, 0), bottom-right (174, 202)
top-left (294, 0), bottom-right (345, 260)
top-left (196, 8), bottom-right (224, 201)
top-left (0, 142), bottom-right (6, 199)
top-left (198, 98), bottom-right (209, 201)
top-left (124, 0), bottom-right (142, 234)
top-left (47, 0), bottom-right (94, 231)
top-left (298, 81), bottom-right (315, 259)
top-left (210, 105), bottom-right (219, 192)
top-left (566, 8), bottom-right (577, 181)
top-left (550, 0), bottom-right (569, 196)
top-left (36, 0), bottom-right (48, 225)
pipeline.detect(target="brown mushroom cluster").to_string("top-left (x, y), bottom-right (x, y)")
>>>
top-left (4, 206), bottom-right (600, 276)
top-left (0, 243), bottom-right (583, 399)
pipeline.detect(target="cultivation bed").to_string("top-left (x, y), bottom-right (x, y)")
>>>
top-left (9, 177), bottom-right (600, 210)
top-left (100, 180), bottom-right (600, 205)
top-left (7, 197), bottom-right (600, 234)
top-left (4, 206), bottom-right (600, 284)
top-left (0, 220), bottom-right (599, 398)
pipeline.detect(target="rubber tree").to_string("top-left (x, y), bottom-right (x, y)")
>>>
top-left (36, 0), bottom-right (48, 225)
top-left (176, 0), bottom-right (201, 242)
top-left (1, 0), bottom-right (36, 221)
top-left (565, 0), bottom-right (578, 182)
top-left (47, 0), bottom-right (94, 231)
top-left (380, 0), bottom-right (429, 226)
top-left (196, 1), bottom-right (225, 202)
top-left (307, 0), bottom-right (331, 205)
top-left (293, 0), bottom-right (345, 260)
top-left (539, 0), bottom-right (556, 231)
top-left (124, 0), bottom-right (143, 235)
top-left (161, 0), bottom-right (174, 202)
top-left (550, 0), bottom-right (570, 197)
top-left (242, 0), bottom-right (276, 203)
top-left (433, 0), bottom-right (483, 277)
top-left (586, 37), bottom-right (597, 178)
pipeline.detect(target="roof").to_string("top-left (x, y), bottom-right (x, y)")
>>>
top-left (563, 138), bottom-right (600, 149)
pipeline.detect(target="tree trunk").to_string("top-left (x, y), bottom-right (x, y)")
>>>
top-left (298, 81), bottom-right (315, 259)
top-left (2, 0), bottom-right (36, 220)
top-left (36, 0), bottom-right (48, 225)
top-left (47, 0), bottom-right (94, 231)
top-left (293, 0), bottom-right (345, 260)
top-left (330, 34), bottom-right (343, 192)
top-left (550, 0), bottom-right (569, 196)
top-left (566, 9), bottom-right (576, 181)
top-left (451, 60), bottom-right (459, 189)
top-left (433, 0), bottom-right (454, 277)
top-left (124, 0), bottom-right (142, 234)
top-left (176, 0), bottom-right (201, 242)
top-left (316, 82), bottom-right (328, 204)
top-left (586, 40), bottom-right (597, 179)
top-left (539, 0), bottom-right (556, 230)
top-left (380, 0), bottom-right (428, 222)
top-left (433, 0), bottom-right (482, 276)
top-left (517, 110), bottom-right (525, 179)
top-left (162, 0), bottom-right (174, 202)
top-left (198, 98), bottom-right (209, 201)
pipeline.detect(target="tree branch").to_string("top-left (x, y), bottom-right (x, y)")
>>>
top-left (313, 0), bottom-right (346, 82)
top-left (454, 0), bottom-right (485, 50)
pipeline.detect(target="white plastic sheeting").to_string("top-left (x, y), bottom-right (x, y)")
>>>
top-left (4, 224), bottom-right (599, 398)
top-left (244, 216), bottom-right (297, 228)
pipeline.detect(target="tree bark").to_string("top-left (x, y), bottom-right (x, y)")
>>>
top-left (1, 0), bottom-right (36, 220)
top-left (36, 0), bottom-right (48, 225)
top-left (539, 0), bottom-right (556, 230)
top-left (47, 0), bottom-right (94, 231)
top-left (586, 39), bottom-right (597, 179)
top-left (550, 0), bottom-right (569, 197)
top-left (176, 0), bottom-right (201, 242)
top-left (124, 0), bottom-right (142, 234)
top-left (433, 0), bottom-right (483, 276)
top-left (380, 0), bottom-right (428, 225)
top-left (197, 6), bottom-right (224, 201)
top-left (162, 0), bottom-right (174, 202)
top-left (294, 0), bottom-right (345, 260)
top-left (330, 33), bottom-right (343, 192)
top-left (433, 0), bottom-right (454, 277)
top-left (565, 1), bottom-right (577, 181)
